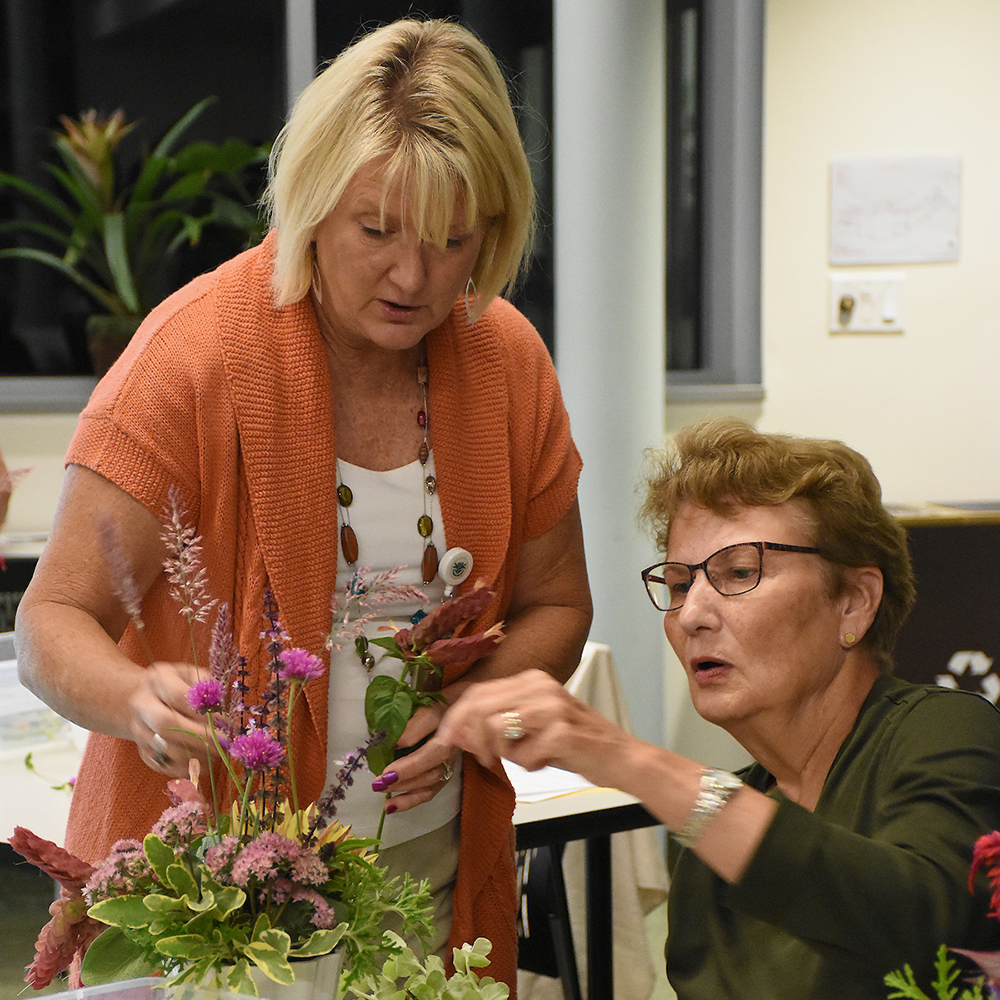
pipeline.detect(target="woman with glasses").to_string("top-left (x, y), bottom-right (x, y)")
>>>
top-left (432, 418), bottom-right (1000, 999)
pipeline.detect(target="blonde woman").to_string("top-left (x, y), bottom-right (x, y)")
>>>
top-left (16, 19), bottom-right (591, 989)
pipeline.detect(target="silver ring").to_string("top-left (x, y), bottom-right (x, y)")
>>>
top-left (441, 759), bottom-right (454, 783)
top-left (151, 733), bottom-right (170, 768)
top-left (501, 710), bottom-right (525, 741)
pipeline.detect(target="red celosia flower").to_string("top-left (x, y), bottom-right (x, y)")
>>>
top-left (389, 581), bottom-right (502, 670)
top-left (8, 827), bottom-right (104, 989)
top-left (970, 830), bottom-right (1000, 919)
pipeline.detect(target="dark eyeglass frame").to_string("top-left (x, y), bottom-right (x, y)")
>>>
top-left (640, 541), bottom-right (821, 611)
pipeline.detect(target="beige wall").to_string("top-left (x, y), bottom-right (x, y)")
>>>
top-left (0, 413), bottom-right (77, 536)
top-left (670, 0), bottom-right (1000, 507)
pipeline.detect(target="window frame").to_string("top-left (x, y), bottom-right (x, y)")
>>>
top-left (665, 0), bottom-right (764, 401)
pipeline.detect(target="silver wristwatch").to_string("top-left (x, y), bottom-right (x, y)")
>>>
top-left (676, 768), bottom-right (744, 848)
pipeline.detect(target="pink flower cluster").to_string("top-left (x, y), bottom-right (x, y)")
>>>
top-left (150, 799), bottom-right (208, 853)
top-left (204, 831), bottom-right (337, 929)
top-left (84, 840), bottom-right (152, 901)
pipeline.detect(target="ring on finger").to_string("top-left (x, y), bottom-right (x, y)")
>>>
top-left (441, 759), bottom-right (454, 783)
top-left (501, 710), bottom-right (525, 742)
top-left (151, 732), bottom-right (170, 768)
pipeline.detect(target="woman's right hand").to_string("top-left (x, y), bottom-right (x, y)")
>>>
top-left (131, 660), bottom-right (215, 776)
top-left (432, 667), bottom-right (633, 788)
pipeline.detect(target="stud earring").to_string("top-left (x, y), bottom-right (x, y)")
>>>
top-left (844, 632), bottom-right (857, 646)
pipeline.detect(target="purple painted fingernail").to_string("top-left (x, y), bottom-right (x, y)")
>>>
top-left (384, 802), bottom-right (397, 815)
top-left (372, 771), bottom-right (399, 792)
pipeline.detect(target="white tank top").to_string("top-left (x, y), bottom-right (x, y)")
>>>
top-left (324, 452), bottom-right (462, 847)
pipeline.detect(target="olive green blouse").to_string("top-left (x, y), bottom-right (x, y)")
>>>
top-left (666, 675), bottom-right (1000, 999)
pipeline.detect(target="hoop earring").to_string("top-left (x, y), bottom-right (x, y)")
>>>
top-left (311, 250), bottom-right (323, 306)
top-left (465, 276), bottom-right (477, 325)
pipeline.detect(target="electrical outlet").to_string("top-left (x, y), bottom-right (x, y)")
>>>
top-left (829, 273), bottom-right (906, 334)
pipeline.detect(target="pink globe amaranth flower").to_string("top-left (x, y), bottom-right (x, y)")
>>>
top-left (278, 648), bottom-right (325, 682)
top-left (188, 678), bottom-right (224, 713)
top-left (230, 729), bottom-right (285, 772)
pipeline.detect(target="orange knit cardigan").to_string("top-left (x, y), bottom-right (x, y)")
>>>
top-left (63, 234), bottom-right (582, 989)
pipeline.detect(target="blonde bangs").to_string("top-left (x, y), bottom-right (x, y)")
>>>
top-left (380, 142), bottom-right (481, 248)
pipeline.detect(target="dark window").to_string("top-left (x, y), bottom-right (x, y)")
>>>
top-left (1, 0), bottom-right (553, 377)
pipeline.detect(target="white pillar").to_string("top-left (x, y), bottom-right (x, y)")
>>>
top-left (285, 0), bottom-right (316, 109)
top-left (554, 0), bottom-right (667, 745)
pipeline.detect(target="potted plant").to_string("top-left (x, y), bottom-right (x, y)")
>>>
top-left (0, 98), bottom-right (269, 374)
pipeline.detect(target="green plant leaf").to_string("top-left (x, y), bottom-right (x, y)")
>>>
top-left (244, 942), bottom-right (295, 985)
top-left (156, 934), bottom-right (221, 959)
top-left (79, 926), bottom-right (158, 985)
top-left (88, 894), bottom-right (158, 929)
top-left (102, 212), bottom-right (140, 312)
top-left (0, 247), bottom-right (125, 314)
top-left (159, 170), bottom-right (210, 204)
top-left (0, 170), bottom-right (79, 227)
top-left (152, 97), bottom-right (215, 160)
top-left (142, 892), bottom-right (189, 913)
top-left (365, 675), bottom-right (419, 774)
top-left (369, 636), bottom-right (405, 657)
top-left (165, 862), bottom-right (199, 898)
top-left (288, 924), bottom-right (347, 958)
top-left (142, 833), bottom-right (176, 877)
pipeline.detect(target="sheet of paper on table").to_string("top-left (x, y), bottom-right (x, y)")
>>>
top-left (503, 759), bottom-right (596, 802)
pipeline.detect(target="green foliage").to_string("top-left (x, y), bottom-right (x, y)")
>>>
top-left (884, 944), bottom-right (986, 1000)
top-left (365, 637), bottom-right (445, 775)
top-left (347, 935), bottom-right (509, 1000)
top-left (0, 98), bottom-right (269, 318)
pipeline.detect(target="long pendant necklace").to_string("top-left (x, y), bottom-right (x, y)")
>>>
top-left (336, 347), bottom-right (440, 585)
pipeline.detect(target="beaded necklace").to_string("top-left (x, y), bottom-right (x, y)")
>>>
top-left (335, 347), bottom-right (440, 585)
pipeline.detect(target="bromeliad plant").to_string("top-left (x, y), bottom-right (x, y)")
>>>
top-left (884, 832), bottom-right (1000, 1000)
top-left (8, 492), bottom-right (435, 996)
top-left (0, 98), bottom-right (268, 319)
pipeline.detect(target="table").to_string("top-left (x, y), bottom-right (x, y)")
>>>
top-left (513, 783), bottom-right (660, 1000)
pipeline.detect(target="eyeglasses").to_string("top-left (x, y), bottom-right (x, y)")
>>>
top-left (640, 541), bottom-right (821, 611)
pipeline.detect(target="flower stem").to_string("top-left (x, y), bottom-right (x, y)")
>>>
top-left (375, 799), bottom-right (388, 844)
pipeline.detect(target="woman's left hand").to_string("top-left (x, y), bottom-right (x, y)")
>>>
top-left (371, 701), bottom-right (461, 812)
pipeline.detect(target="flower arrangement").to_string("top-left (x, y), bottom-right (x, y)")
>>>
top-left (6, 491), bottom-right (506, 997)
top-left (884, 831), bottom-right (1000, 999)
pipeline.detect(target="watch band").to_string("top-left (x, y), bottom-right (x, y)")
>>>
top-left (676, 767), bottom-right (743, 848)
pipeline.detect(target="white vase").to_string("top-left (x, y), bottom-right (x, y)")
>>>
top-left (171, 949), bottom-right (344, 1000)
top-left (246, 949), bottom-right (345, 1000)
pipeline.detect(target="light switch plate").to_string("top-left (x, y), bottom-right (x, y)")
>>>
top-left (829, 272), bottom-right (906, 333)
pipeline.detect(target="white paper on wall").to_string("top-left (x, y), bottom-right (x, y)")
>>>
top-left (829, 156), bottom-right (961, 265)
